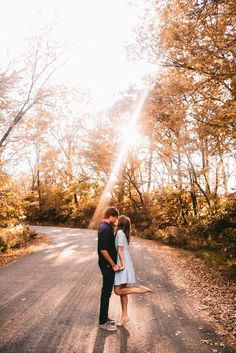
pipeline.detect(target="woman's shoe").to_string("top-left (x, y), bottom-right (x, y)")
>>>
top-left (117, 317), bottom-right (130, 327)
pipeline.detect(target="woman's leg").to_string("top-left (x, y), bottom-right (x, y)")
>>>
top-left (114, 284), bottom-right (153, 296)
top-left (119, 295), bottom-right (129, 323)
top-left (120, 294), bottom-right (128, 318)
top-left (118, 285), bottom-right (129, 326)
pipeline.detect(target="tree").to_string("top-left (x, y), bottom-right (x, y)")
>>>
top-left (0, 168), bottom-right (23, 227)
top-left (0, 35), bottom-right (67, 151)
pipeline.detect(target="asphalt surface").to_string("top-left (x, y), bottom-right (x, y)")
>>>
top-left (0, 226), bottom-right (234, 353)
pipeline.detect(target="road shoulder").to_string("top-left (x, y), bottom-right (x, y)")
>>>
top-left (135, 237), bottom-right (236, 351)
top-left (0, 232), bottom-right (51, 269)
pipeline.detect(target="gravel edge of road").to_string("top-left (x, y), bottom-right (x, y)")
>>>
top-left (0, 232), bottom-right (52, 269)
top-left (136, 237), bottom-right (236, 351)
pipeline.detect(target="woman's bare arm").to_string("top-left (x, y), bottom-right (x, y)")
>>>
top-left (117, 246), bottom-right (125, 269)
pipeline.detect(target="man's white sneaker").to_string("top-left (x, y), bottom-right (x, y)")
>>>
top-left (99, 322), bottom-right (117, 331)
top-left (107, 318), bottom-right (116, 325)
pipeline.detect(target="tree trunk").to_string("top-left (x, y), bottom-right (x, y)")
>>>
top-left (37, 169), bottom-right (42, 215)
top-left (147, 140), bottom-right (154, 192)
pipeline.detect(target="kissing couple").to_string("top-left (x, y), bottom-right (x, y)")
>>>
top-left (97, 206), bottom-right (153, 331)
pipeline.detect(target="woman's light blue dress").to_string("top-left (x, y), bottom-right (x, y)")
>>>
top-left (114, 230), bottom-right (136, 285)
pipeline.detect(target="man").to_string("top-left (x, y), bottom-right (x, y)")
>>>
top-left (97, 206), bottom-right (119, 331)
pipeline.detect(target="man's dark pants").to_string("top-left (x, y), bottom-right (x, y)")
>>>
top-left (99, 265), bottom-right (115, 325)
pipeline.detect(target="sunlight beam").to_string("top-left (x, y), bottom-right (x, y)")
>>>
top-left (89, 85), bottom-right (150, 229)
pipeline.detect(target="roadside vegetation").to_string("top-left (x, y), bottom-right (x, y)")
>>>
top-left (0, 0), bottom-right (235, 277)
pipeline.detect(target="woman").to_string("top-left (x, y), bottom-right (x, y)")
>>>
top-left (114, 215), bottom-right (153, 326)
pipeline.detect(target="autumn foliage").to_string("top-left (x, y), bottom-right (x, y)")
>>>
top-left (0, 0), bottom-right (235, 275)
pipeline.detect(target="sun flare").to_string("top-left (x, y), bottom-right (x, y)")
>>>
top-left (89, 86), bottom-right (150, 228)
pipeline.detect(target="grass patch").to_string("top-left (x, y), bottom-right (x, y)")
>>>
top-left (197, 249), bottom-right (236, 280)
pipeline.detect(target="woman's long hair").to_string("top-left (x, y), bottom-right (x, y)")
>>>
top-left (116, 215), bottom-right (131, 244)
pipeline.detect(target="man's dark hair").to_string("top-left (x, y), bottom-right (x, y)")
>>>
top-left (103, 206), bottom-right (119, 218)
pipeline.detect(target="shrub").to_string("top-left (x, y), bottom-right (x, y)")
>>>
top-left (69, 200), bottom-right (97, 228)
top-left (0, 170), bottom-right (24, 228)
top-left (0, 225), bottom-right (36, 253)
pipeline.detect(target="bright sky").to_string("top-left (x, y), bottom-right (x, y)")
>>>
top-left (0, 0), bottom-right (157, 110)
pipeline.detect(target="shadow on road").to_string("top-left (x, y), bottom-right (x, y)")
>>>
top-left (1, 227), bottom-right (235, 353)
top-left (119, 327), bottom-right (130, 353)
top-left (92, 326), bottom-right (130, 353)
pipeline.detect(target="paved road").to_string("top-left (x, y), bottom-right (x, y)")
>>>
top-left (0, 226), bottom-right (234, 353)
